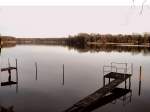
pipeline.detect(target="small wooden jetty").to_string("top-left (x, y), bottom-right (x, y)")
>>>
top-left (64, 62), bottom-right (132, 112)
top-left (0, 59), bottom-right (18, 87)
top-left (1, 59), bottom-right (17, 72)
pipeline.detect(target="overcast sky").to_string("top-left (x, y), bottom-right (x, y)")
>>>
top-left (0, 6), bottom-right (150, 38)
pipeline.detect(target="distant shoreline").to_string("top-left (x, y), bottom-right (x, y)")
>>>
top-left (1, 33), bottom-right (150, 48)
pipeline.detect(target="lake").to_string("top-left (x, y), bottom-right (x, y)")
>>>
top-left (0, 45), bottom-right (150, 112)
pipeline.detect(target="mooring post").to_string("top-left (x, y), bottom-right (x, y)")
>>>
top-left (125, 79), bottom-right (127, 89)
top-left (109, 78), bottom-right (110, 84)
top-left (138, 66), bottom-right (142, 96)
top-left (7, 58), bottom-right (11, 74)
top-left (15, 59), bottom-right (18, 85)
top-left (125, 63), bottom-right (127, 74)
top-left (131, 63), bottom-right (133, 75)
top-left (16, 59), bottom-right (18, 70)
top-left (129, 63), bottom-right (133, 90)
top-left (129, 76), bottom-right (131, 90)
top-left (139, 66), bottom-right (142, 81)
top-left (62, 64), bottom-right (64, 85)
top-left (103, 76), bottom-right (105, 87)
top-left (35, 62), bottom-right (38, 80)
top-left (15, 59), bottom-right (19, 93)
top-left (8, 58), bottom-right (10, 67)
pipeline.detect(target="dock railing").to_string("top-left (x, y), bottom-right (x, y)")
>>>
top-left (103, 62), bottom-right (133, 76)
top-left (103, 65), bottom-right (117, 76)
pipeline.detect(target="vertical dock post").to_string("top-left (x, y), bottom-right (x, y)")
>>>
top-left (16, 59), bottom-right (18, 70)
top-left (124, 63), bottom-right (127, 89)
top-left (62, 64), bottom-right (64, 85)
top-left (8, 59), bottom-right (11, 74)
top-left (139, 66), bottom-right (142, 96)
top-left (35, 62), bottom-right (38, 80)
top-left (128, 63), bottom-right (133, 90)
top-left (8, 58), bottom-right (10, 67)
top-left (15, 59), bottom-right (19, 93)
top-left (131, 63), bottom-right (133, 75)
top-left (129, 76), bottom-right (131, 90)
top-left (103, 76), bottom-right (105, 87)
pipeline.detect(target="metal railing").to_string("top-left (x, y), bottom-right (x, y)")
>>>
top-left (103, 62), bottom-right (133, 76)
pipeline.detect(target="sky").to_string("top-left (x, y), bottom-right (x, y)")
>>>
top-left (0, 1), bottom-right (150, 38)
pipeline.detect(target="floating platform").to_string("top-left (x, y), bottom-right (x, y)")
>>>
top-left (63, 72), bottom-right (131, 112)
top-left (104, 72), bottom-right (131, 79)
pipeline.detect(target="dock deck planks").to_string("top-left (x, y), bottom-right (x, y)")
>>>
top-left (64, 72), bottom-right (131, 112)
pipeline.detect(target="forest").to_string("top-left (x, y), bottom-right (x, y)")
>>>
top-left (66, 33), bottom-right (150, 47)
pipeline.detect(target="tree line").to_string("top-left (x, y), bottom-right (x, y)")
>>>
top-left (66, 33), bottom-right (150, 46)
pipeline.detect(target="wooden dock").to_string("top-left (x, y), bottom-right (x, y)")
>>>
top-left (76, 88), bottom-right (132, 112)
top-left (1, 59), bottom-right (18, 72)
top-left (64, 72), bottom-right (131, 112)
top-left (0, 59), bottom-right (18, 88)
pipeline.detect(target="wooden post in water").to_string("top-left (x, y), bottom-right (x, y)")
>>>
top-left (129, 63), bottom-right (133, 90)
top-left (35, 62), bottom-right (38, 80)
top-left (109, 78), bottom-right (110, 84)
top-left (15, 59), bottom-right (18, 82)
top-left (16, 59), bottom-right (18, 70)
top-left (103, 76), bottom-right (105, 87)
top-left (62, 64), bottom-right (64, 85)
top-left (124, 63), bottom-right (127, 89)
top-left (138, 66), bottom-right (142, 96)
top-left (129, 76), bottom-right (131, 90)
top-left (8, 58), bottom-right (10, 67)
top-left (15, 59), bottom-right (18, 93)
top-left (131, 63), bottom-right (133, 75)
top-left (8, 59), bottom-right (11, 74)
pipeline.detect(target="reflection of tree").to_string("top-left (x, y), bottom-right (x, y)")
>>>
top-left (66, 44), bottom-right (150, 55)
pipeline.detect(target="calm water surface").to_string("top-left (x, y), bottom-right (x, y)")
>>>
top-left (0, 45), bottom-right (150, 112)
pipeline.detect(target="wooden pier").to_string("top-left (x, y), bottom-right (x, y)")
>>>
top-left (0, 59), bottom-right (18, 88)
top-left (64, 63), bottom-right (132, 112)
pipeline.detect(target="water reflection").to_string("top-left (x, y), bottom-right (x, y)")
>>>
top-left (66, 44), bottom-right (150, 55)
top-left (1, 43), bottom-right (150, 55)
top-left (0, 45), bottom-right (147, 112)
